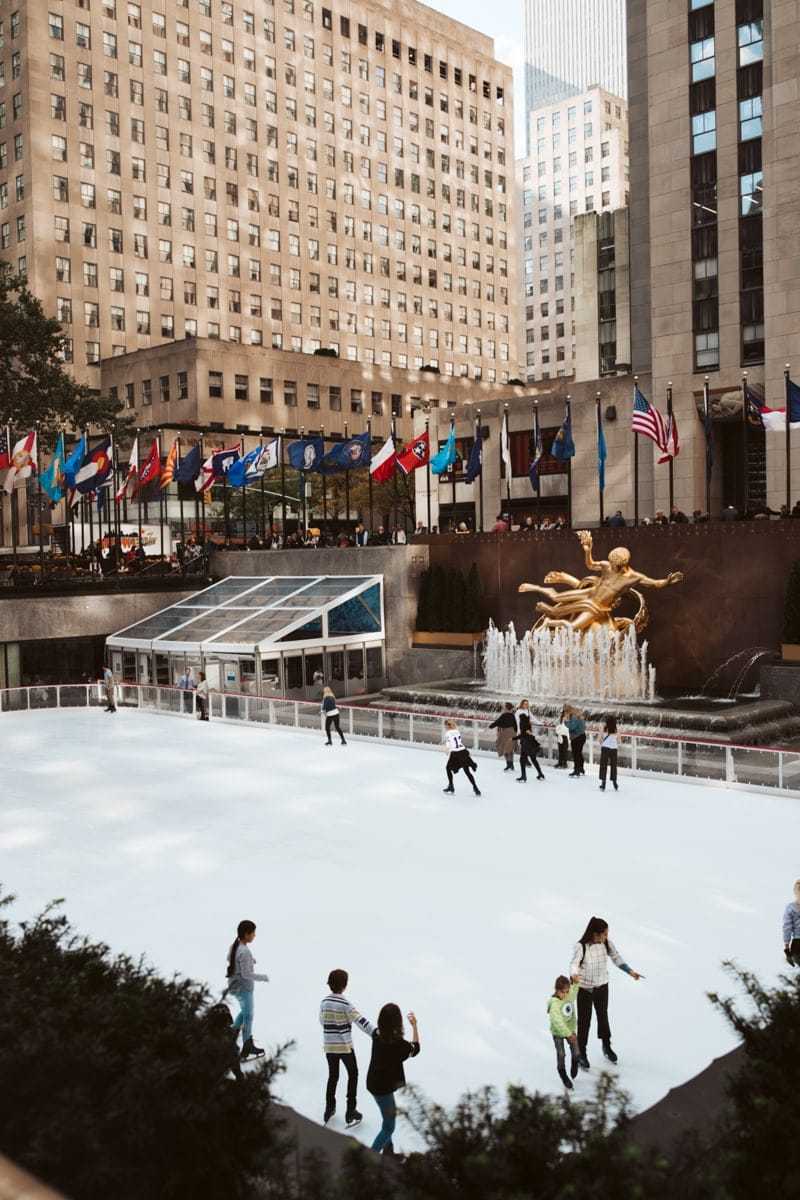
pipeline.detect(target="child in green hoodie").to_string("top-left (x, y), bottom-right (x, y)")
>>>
top-left (546, 974), bottom-right (580, 1089)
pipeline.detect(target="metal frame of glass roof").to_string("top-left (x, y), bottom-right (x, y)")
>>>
top-left (106, 575), bottom-right (384, 657)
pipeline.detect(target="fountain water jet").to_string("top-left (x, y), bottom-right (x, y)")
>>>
top-left (483, 620), bottom-right (656, 704)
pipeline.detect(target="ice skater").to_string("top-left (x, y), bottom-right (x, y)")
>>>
top-left (366, 1004), bottom-right (420, 1155)
top-left (225, 920), bottom-right (269, 1062)
top-left (489, 701), bottom-right (517, 772)
top-left (515, 707), bottom-right (545, 782)
top-left (555, 709), bottom-right (570, 768)
top-left (319, 968), bottom-right (375, 1127)
top-left (547, 975), bottom-right (580, 1089)
top-left (322, 686), bottom-right (346, 745)
top-left (442, 719), bottom-right (480, 795)
top-left (783, 879), bottom-right (800, 965)
top-left (598, 715), bottom-right (618, 790)
top-left (102, 663), bottom-right (116, 713)
top-left (569, 916), bottom-right (644, 1069)
top-left (565, 706), bottom-right (586, 776)
top-left (195, 671), bottom-right (210, 721)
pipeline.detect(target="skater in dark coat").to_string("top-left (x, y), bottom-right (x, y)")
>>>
top-left (367, 1004), bottom-right (420, 1154)
top-left (322, 686), bottom-right (346, 745)
top-left (515, 709), bottom-right (545, 782)
top-left (489, 702), bottom-right (517, 772)
top-left (443, 719), bottom-right (480, 795)
top-left (565, 706), bottom-right (586, 776)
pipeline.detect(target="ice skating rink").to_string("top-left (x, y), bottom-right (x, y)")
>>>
top-left (2, 707), bottom-right (796, 1151)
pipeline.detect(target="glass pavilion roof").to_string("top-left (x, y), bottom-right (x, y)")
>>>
top-left (107, 576), bottom-right (383, 654)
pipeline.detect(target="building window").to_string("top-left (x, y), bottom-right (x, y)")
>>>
top-left (738, 20), bottom-right (763, 66)
top-left (690, 36), bottom-right (715, 82)
top-left (739, 96), bottom-right (762, 141)
top-left (691, 110), bottom-right (716, 155)
top-left (740, 171), bottom-right (763, 215)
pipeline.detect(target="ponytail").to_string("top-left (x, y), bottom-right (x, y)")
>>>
top-left (577, 915), bottom-right (610, 964)
top-left (226, 919), bottom-right (256, 977)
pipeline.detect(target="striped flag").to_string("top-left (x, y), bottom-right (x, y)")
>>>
top-left (369, 434), bottom-right (396, 483)
top-left (632, 387), bottom-right (668, 454)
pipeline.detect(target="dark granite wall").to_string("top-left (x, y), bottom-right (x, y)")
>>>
top-left (421, 522), bottom-right (800, 694)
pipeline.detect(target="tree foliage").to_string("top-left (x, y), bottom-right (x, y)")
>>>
top-left (0, 892), bottom-right (292, 1200)
top-left (0, 270), bottom-right (131, 446)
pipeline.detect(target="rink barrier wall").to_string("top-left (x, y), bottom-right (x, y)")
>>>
top-left (3, 682), bottom-right (800, 797)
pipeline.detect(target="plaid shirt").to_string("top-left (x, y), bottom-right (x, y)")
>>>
top-left (570, 938), bottom-right (625, 989)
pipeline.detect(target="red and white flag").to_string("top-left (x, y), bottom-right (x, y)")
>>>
top-left (658, 411), bottom-right (680, 463)
top-left (396, 430), bottom-right (430, 476)
top-left (369, 435), bottom-right (396, 483)
top-left (115, 441), bottom-right (139, 502)
top-left (3, 430), bottom-right (37, 493)
top-left (132, 437), bottom-right (161, 497)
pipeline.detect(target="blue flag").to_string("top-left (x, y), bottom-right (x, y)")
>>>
top-left (318, 432), bottom-right (371, 474)
top-left (430, 426), bottom-right (456, 475)
top-left (789, 378), bottom-right (800, 423)
top-left (598, 417), bottom-right (607, 493)
top-left (227, 445), bottom-right (267, 487)
top-left (40, 433), bottom-right (66, 503)
top-left (528, 431), bottom-right (543, 493)
top-left (551, 410), bottom-right (575, 461)
top-left (63, 433), bottom-right (88, 489)
top-left (464, 426), bottom-right (482, 484)
top-left (174, 443), bottom-right (201, 483)
top-left (287, 437), bottom-right (324, 471)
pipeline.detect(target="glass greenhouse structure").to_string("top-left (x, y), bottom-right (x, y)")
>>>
top-left (106, 575), bottom-right (384, 699)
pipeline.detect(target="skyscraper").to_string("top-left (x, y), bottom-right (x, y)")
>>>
top-left (524, 0), bottom-right (627, 136)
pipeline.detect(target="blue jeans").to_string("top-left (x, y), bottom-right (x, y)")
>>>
top-left (370, 1092), bottom-right (396, 1152)
top-left (231, 988), bottom-right (254, 1045)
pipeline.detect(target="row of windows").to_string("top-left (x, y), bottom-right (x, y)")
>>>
top-left (690, 18), bottom-right (763, 83)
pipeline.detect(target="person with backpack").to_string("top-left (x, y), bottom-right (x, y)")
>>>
top-left (569, 916), bottom-right (644, 1069)
top-left (225, 920), bottom-right (269, 1062)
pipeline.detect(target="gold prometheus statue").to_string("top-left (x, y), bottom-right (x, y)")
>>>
top-left (518, 529), bottom-right (683, 635)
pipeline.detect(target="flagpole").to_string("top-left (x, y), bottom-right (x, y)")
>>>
top-left (158, 428), bottom-right (166, 562)
top-left (425, 416), bottom-right (431, 532)
top-left (633, 377), bottom-right (640, 527)
top-left (785, 364), bottom-right (792, 511)
top-left (476, 409), bottom-right (484, 532)
top-left (534, 400), bottom-right (541, 526)
top-left (451, 419), bottom-right (457, 525)
top-left (136, 429), bottom-right (143, 561)
top-left (320, 423), bottom-right (328, 542)
top-left (741, 373), bottom-right (749, 518)
top-left (177, 437), bottom-right (186, 570)
top-left (113, 439), bottom-right (121, 572)
top-left (565, 395), bottom-right (572, 529)
top-left (704, 376), bottom-right (712, 518)
top-left (343, 421), bottom-right (350, 536)
top-left (391, 417), bottom-right (399, 535)
top-left (280, 426), bottom-right (287, 539)
top-left (195, 432), bottom-right (203, 553)
top-left (240, 434), bottom-right (247, 544)
top-left (503, 403), bottom-right (511, 515)
top-left (596, 394), bottom-right (604, 526)
top-left (259, 439), bottom-right (266, 544)
top-left (367, 417), bottom-right (374, 535)
top-left (667, 383), bottom-right (674, 512)
top-left (36, 425), bottom-right (45, 574)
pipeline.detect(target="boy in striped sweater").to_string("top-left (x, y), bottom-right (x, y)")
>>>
top-left (319, 968), bottom-right (376, 1126)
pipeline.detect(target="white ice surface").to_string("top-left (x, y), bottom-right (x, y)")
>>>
top-left (1, 708), bottom-right (796, 1152)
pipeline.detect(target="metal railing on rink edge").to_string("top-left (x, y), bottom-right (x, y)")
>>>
top-left (3, 681), bottom-right (800, 797)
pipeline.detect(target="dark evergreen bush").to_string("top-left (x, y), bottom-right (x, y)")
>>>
top-left (0, 894), bottom-right (292, 1200)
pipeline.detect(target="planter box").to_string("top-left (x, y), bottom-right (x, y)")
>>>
top-left (781, 643), bottom-right (800, 661)
top-left (412, 631), bottom-right (484, 648)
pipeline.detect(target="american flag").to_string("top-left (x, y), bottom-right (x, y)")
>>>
top-left (632, 387), bottom-right (668, 454)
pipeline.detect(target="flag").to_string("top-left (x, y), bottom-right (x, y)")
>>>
top-left (115, 440), bottom-right (139, 501)
top-left (430, 425), bottom-right (456, 475)
top-left (0, 428), bottom-right (10, 471)
top-left (790, 378), bottom-right (800, 423)
top-left (160, 439), bottom-right (179, 490)
top-left (226, 445), bottom-right (267, 487)
top-left (196, 444), bottom-right (240, 493)
top-left (464, 426), bottom-right (482, 484)
top-left (319, 432), bottom-right (371, 474)
top-left (4, 430), bottom-right (37, 493)
top-left (396, 430), bottom-right (430, 475)
top-left (500, 410), bottom-right (512, 479)
top-left (287, 437), bottom-right (324, 471)
top-left (174, 442), bottom-right (201, 483)
top-left (134, 438), bottom-right (161, 496)
top-left (659, 410), bottom-right (680, 462)
top-left (632, 386), bottom-right (668, 453)
top-left (369, 434), bottom-right (396, 483)
top-left (74, 436), bottom-right (112, 495)
top-left (551, 409), bottom-right (575, 461)
top-left (597, 414), bottom-right (607, 493)
top-left (40, 433), bottom-right (66, 503)
top-left (63, 433), bottom-right (87, 489)
top-left (744, 385), bottom-right (764, 430)
top-left (261, 436), bottom-right (281, 471)
top-left (528, 430), bottom-right (544, 492)
top-left (704, 408), bottom-right (713, 483)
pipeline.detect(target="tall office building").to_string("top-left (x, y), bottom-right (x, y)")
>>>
top-left (516, 85), bottom-right (628, 382)
top-left (524, 0), bottom-right (626, 136)
top-left (0, 0), bottom-right (515, 438)
top-left (628, 0), bottom-right (800, 512)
